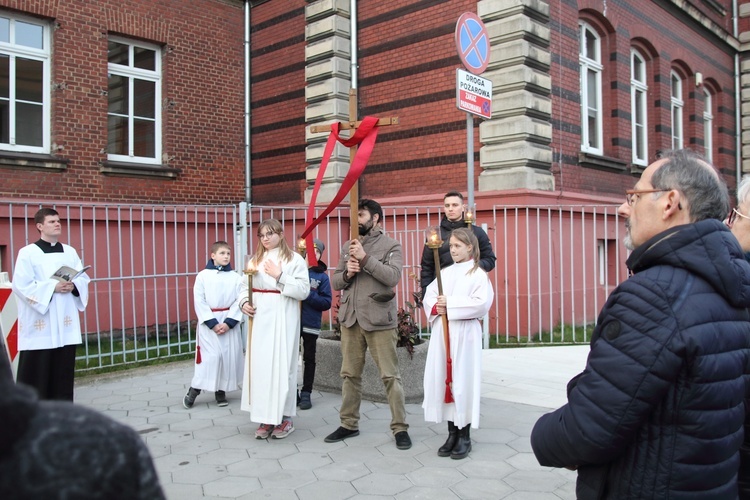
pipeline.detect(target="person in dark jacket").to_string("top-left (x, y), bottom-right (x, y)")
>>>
top-left (531, 149), bottom-right (750, 499)
top-left (726, 174), bottom-right (750, 499)
top-left (419, 191), bottom-right (496, 298)
top-left (298, 238), bottom-right (332, 410)
top-left (0, 336), bottom-right (165, 499)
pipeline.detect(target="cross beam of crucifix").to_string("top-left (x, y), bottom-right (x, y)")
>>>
top-left (309, 88), bottom-right (399, 241)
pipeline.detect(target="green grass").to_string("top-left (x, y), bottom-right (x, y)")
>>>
top-left (75, 338), bottom-right (195, 376)
top-left (488, 323), bottom-right (593, 348)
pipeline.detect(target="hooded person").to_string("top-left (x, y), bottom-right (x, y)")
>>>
top-left (531, 149), bottom-right (750, 499)
top-left (298, 238), bottom-right (332, 410)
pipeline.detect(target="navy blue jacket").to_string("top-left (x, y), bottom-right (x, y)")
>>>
top-left (531, 219), bottom-right (750, 499)
top-left (301, 260), bottom-right (332, 335)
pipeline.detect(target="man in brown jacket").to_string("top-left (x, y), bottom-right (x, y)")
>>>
top-left (324, 199), bottom-right (411, 450)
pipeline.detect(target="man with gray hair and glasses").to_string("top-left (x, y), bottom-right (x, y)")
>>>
top-left (728, 175), bottom-right (750, 258)
top-left (531, 149), bottom-right (750, 499)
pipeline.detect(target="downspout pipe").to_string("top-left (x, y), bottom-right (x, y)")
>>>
top-left (734, 0), bottom-right (741, 187)
top-left (350, 0), bottom-right (358, 89)
top-left (245, 0), bottom-right (252, 203)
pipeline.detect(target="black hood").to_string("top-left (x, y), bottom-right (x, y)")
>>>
top-left (626, 219), bottom-right (750, 309)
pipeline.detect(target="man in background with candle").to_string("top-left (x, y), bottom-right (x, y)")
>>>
top-left (325, 199), bottom-right (412, 450)
top-left (419, 191), bottom-right (496, 299)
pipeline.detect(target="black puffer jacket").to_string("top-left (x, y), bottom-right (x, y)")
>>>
top-left (531, 219), bottom-right (750, 499)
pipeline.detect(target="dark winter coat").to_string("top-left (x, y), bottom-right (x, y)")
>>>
top-left (531, 219), bottom-right (750, 499)
top-left (419, 216), bottom-right (496, 297)
top-left (0, 338), bottom-right (165, 499)
top-left (301, 259), bottom-right (332, 335)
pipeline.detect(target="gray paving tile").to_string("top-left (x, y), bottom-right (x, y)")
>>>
top-left (203, 476), bottom-right (261, 498)
top-left (396, 486), bottom-right (461, 500)
top-left (406, 466), bottom-right (465, 487)
top-left (312, 462), bottom-right (370, 482)
top-left (352, 472), bottom-right (413, 496)
top-left (278, 451), bottom-right (332, 471)
top-left (71, 348), bottom-right (587, 500)
top-left (197, 448), bottom-right (249, 466)
top-left (296, 480), bottom-right (358, 500)
top-left (452, 478), bottom-right (514, 500)
top-left (226, 458), bottom-right (282, 478)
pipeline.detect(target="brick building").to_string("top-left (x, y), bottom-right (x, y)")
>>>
top-left (0, 0), bottom-right (245, 204)
top-left (1, 0), bottom-right (748, 207)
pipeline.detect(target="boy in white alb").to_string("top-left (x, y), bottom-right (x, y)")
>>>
top-left (13, 208), bottom-right (90, 401)
top-left (183, 241), bottom-right (244, 408)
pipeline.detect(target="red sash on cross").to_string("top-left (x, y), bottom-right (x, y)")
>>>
top-left (300, 116), bottom-right (381, 267)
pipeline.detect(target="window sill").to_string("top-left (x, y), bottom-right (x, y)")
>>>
top-left (0, 151), bottom-right (69, 171)
top-left (578, 152), bottom-right (629, 173)
top-left (629, 162), bottom-right (648, 175)
top-left (100, 160), bottom-right (181, 179)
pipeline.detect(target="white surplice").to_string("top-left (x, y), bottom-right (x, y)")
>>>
top-left (422, 260), bottom-right (494, 429)
top-left (239, 248), bottom-right (310, 425)
top-left (190, 268), bottom-right (244, 392)
top-left (13, 243), bottom-right (90, 350)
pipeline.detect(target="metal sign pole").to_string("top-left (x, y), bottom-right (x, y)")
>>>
top-left (467, 112), bottom-right (474, 210)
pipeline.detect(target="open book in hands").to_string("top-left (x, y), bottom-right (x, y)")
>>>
top-left (51, 265), bottom-right (91, 283)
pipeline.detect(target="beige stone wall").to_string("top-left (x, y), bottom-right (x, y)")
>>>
top-left (476, 0), bottom-right (554, 191)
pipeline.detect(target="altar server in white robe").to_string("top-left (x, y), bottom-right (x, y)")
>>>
top-left (239, 219), bottom-right (310, 440)
top-left (182, 241), bottom-right (244, 409)
top-left (423, 227), bottom-right (493, 460)
top-left (12, 208), bottom-right (90, 401)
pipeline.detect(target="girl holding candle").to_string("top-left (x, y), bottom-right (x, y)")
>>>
top-left (238, 219), bottom-right (310, 439)
top-left (422, 227), bottom-right (494, 459)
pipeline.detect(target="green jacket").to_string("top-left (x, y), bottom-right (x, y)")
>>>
top-left (332, 227), bottom-right (402, 331)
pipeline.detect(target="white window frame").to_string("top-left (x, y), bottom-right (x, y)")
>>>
top-left (579, 22), bottom-right (603, 155)
top-left (107, 36), bottom-right (162, 164)
top-left (630, 49), bottom-right (648, 166)
top-left (671, 71), bottom-right (684, 150)
top-left (703, 88), bottom-right (713, 162)
top-left (0, 14), bottom-right (50, 154)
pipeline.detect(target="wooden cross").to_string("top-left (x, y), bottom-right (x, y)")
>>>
top-left (309, 88), bottom-right (399, 241)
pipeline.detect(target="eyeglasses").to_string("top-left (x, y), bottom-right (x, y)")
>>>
top-left (728, 208), bottom-right (750, 226)
top-left (258, 231), bottom-right (276, 239)
top-left (625, 189), bottom-right (667, 207)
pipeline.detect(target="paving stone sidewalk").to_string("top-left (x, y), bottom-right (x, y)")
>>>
top-left (74, 346), bottom-right (589, 499)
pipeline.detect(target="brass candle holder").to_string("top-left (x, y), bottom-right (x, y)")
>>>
top-left (296, 237), bottom-right (307, 257)
top-left (424, 226), bottom-right (453, 402)
top-left (243, 255), bottom-right (258, 305)
top-left (464, 205), bottom-right (475, 227)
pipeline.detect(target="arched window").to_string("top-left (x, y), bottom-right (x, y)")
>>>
top-left (670, 71), bottom-right (684, 150)
top-left (631, 49), bottom-right (648, 165)
top-left (703, 88), bottom-right (713, 162)
top-left (580, 22), bottom-right (603, 155)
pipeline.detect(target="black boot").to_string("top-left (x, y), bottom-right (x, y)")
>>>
top-left (450, 425), bottom-right (471, 459)
top-left (437, 421), bottom-right (458, 457)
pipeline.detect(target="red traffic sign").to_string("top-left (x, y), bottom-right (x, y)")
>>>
top-left (455, 12), bottom-right (490, 75)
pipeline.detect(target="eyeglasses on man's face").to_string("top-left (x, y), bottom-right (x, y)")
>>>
top-left (258, 231), bottom-right (276, 239)
top-left (728, 207), bottom-right (750, 226)
top-left (625, 189), bottom-right (666, 207)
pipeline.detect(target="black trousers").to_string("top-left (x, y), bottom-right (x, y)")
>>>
top-left (17, 344), bottom-right (77, 401)
top-left (300, 331), bottom-right (318, 393)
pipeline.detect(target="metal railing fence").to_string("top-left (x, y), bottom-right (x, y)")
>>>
top-left (0, 200), bottom-right (626, 371)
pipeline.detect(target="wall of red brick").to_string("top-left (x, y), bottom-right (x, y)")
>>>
top-left (250, 0), bottom-right (738, 205)
top-left (0, 0), bottom-right (245, 204)
top-left (1, 0), bottom-right (738, 206)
